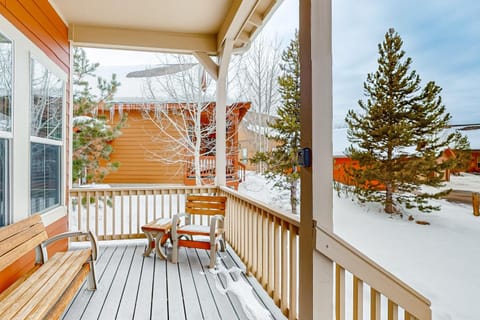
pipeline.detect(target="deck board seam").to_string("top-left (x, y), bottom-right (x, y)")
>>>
top-left (97, 245), bottom-right (129, 318)
top-left (114, 245), bottom-right (142, 320)
top-left (186, 247), bottom-right (205, 319)
top-left (132, 245), bottom-right (147, 320)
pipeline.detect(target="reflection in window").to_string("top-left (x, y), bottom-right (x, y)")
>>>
top-left (30, 59), bottom-right (64, 213)
top-left (0, 32), bottom-right (11, 226)
top-left (31, 58), bottom-right (63, 140)
top-left (31, 143), bottom-right (60, 214)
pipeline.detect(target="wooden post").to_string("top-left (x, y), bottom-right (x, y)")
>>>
top-left (473, 192), bottom-right (479, 216)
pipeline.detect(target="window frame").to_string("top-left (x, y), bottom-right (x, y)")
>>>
top-left (0, 31), bottom-right (13, 226)
top-left (29, 55), bottom-right (66, 215)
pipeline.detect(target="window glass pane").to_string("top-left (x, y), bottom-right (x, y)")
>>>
top-left (30, 59), bottom-right (63, 140)
top-left (31, 143), bottom-right (60, 213)
top-left (0, 33), bottom-right (12, 132)
top-left (0, 139), bottom-right (8, 226)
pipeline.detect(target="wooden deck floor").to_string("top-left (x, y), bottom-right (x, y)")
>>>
top-left (62, 241), bottom-right (285, 320)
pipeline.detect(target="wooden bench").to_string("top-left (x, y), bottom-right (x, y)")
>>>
top-left (0, 215), bottom-right (98, 320)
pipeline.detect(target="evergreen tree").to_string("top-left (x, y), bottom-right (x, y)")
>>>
top-left (251, 32), bottom-right (300, 214)
top-left (346, 28), bottom-right (469, 214)
top-left (72, 48), bottom-right (126, 184)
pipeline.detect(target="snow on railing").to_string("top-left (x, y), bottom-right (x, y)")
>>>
top-left (69, 185), bottom-right (217, 241)
top-left (316, 226), bottom-right (432, 320)
top-left (218, 186), bottom-right (300, 320)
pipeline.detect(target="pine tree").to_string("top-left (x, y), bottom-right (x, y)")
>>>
top-left (251, 32), bottom-right (300, 214)
top-left (72, 48), bottom-right (126, 184)
top-left (346, 28), bottom-right (469, 214)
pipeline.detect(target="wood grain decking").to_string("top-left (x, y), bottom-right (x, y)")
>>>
top-left (62, 241), bottom-right (285, 320)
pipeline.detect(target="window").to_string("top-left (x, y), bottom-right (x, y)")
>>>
top-left (30, 58), bottom-right (64, 214)
top-left (0, 32), bottom-right (12, 226)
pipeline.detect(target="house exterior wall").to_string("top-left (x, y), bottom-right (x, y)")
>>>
top-left (100, 103), bottom-right (249, 186)
top-left (101, 109), bottom-right (185, 184)
top-left (0, 0), bottom-right (69, 292)
top-left (468, 150), bottom-right (480, 172)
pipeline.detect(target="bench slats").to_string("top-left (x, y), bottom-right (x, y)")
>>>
top-left (0, 215), bottom-right (48, 273)
top-left (0, 249), bottom-right (91, 320)
top-left (44, 263), bottom-right (91, 320)
top-left (26, 250), bottom-right (91, 319)
top-left (0, 232), bottom-right (48, 272)
top-left (0, 266), bottom-right (40, 301)
top-left (186, 196), bottom-right (227, 216)
top-left (0, 223), bottom-right (46, 257)
top-left (0, 215), bottom-right (43, 242)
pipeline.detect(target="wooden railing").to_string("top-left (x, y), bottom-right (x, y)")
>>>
top-left (184, 155), bottom-right (239, 188)
top-left (316, 226), bottom-right (432, 320)
top-left (69, 185), bottom-right (217, 241)
top-left (218, 186), bottom-right (300, 320)
top-left (68, 185), bottom-right (432, 320)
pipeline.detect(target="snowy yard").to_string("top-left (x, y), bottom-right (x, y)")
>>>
top-left (239, 172), bottom-right (480, 320)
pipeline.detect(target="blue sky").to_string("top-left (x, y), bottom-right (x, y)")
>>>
top-left (87, 0), bottom-right (480, 127)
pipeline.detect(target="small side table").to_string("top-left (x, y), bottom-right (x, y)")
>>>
top-left (141, 217), bottom-right (172, 259)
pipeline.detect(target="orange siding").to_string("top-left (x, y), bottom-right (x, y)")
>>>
top-left (0, 215), bottom-right (68, 293)
top-left (0, 0), bottom-right (69, 73)
top-left (468, 151), bottom-right (480, 172)
top-left (103, 110), bottom-right (185, 184)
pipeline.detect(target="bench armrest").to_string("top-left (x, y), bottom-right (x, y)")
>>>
top-left (37, 230), bottom-right (98, 264)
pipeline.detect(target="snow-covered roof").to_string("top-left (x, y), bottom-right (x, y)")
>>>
top-left (447, 125), bottom-right (480, 150)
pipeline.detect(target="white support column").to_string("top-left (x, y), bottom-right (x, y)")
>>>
top-left (215, 39), bottom-right (233, 186)
top-left (299, 0), bottom-right (333, 319)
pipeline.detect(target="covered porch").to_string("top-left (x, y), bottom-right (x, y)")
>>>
top-left (0, 0), bottom-right (433, 318)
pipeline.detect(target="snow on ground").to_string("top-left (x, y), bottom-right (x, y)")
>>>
top-left (239, 171), bottom-right (480, 320)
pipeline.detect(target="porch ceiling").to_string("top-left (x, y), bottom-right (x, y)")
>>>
top-left (49, 0), bottom-right (282, 55)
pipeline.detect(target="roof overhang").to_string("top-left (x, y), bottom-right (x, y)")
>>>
top-left (49, 0), bottom-right (282, 55)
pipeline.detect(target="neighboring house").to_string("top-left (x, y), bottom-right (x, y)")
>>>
top-left (98, 101), bottom-right (250, 189)
top-left (237, 111), bottom-right (279, 171)
top-left (448, 124), bottom-right (480, 173)
top-left (333, 125), bottom-right (479, 185)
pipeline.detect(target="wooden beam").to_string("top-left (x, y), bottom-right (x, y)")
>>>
top-left (69, 24), bottom-right (217, 54)
top-left (249, 12), bottom-right (264, 27)
top-left (193, 52), bottom-right (219, 81)
top-left (217, 0), bottom-right (257, 50)
top-left (215, 39), bottom-right (234, 186)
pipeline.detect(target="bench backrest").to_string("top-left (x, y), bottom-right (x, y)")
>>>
top-left (186, 195), bottom-right (227, 216)
top-left (0, 215), bottom-right (48, 272)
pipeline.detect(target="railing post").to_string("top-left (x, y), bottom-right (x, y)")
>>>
top-left (472, 192), bottom-right (479, 216)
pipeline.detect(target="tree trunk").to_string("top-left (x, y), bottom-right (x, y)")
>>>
top-left (291, 180), bottom-right (298, 214)
top-left (385, 183), bottom-right (395, 214)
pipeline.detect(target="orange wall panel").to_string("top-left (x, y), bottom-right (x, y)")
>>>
top-left (102, 110), bottom-right (185, 184)
top-left (0, 0), bottom-right (69, 72)
top-left (0, 216), bottom-right (68, 293)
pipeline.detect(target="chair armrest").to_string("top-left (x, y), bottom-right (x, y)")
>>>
top-left (36, 230), bottom-right (98, 264)
top-left (209, 215), bottom-right (224, 240)
top-left (171, 213), bottom-right (187, 239)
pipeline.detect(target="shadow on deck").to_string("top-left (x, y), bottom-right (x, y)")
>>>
top-left (62, 240), bottom-right (285, 320)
